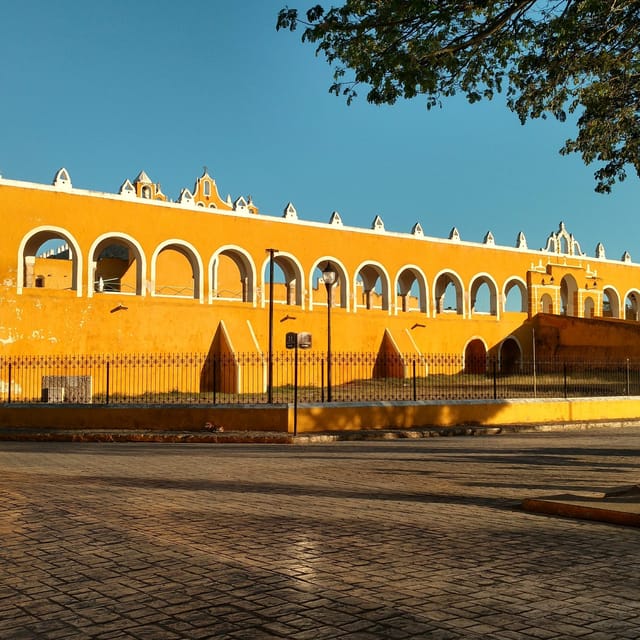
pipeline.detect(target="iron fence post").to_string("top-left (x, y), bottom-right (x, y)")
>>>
top-left (293, 343), bottom-right (299, 436)
top-left (7, 363), bottom-right (12, 403)
top-left (563, 363), bottom-right (568, 399)
top-left (105, 361), bottom-right (110, 405)
top-left (493, 360), bottom-right (497, 400)
top-left (212, 355), bottom-right (217, 405)
top-left (412, 359), bottom-right (417, 401)
top-left (626, 358), bottom-right (630, 396)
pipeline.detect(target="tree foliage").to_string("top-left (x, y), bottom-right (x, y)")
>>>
top-left (277, 1), bottom-right (640, 193)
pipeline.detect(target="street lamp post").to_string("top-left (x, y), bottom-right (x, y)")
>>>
top-left (321, 262), bottom-right (337, 402)
top-left (266, 248), bottom-right (278, 403)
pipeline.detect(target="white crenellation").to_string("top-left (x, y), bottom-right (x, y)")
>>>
top-left (329, 211), bottom-right (343, 226)
top-left (178, 188), bottom-right (194, 205)
top-left (234, 196), bottom-right (248, 212)
top-left (53, 168), bottom-right (72, 190)
top-left (371, 215), bottom-right (385, 232)
top-left (119, 179), bottom-right (136, 198)
top-left (283, 203), bottom-right (298, 220)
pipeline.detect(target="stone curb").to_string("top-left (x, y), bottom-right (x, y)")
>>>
top-left (0, 420), bottom-right (636, 444)
top-left (522, 496), bottom-right (640, 528)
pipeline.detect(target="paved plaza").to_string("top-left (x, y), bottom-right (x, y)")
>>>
top-left (1, 428), bottom-right (639, 639)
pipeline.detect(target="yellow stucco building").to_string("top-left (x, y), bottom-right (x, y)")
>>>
top-left (2, 166), bottom-right (640, 381)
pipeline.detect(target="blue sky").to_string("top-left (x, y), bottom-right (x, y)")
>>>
top-left (2, 1), bottom-right (639, 260)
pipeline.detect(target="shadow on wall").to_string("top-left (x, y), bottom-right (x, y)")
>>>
top-left (296, 401), bottom-right (510, 433)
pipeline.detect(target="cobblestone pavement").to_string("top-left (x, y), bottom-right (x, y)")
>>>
top-left (1, 428), bottom-right (639, 639)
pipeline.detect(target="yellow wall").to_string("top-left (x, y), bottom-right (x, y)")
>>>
top-left (294, 397), bottom-right (640, 431)
top-left (2, 169), bottom-right (640, 370)
top-left (1, 396), bottom-right (639, 433)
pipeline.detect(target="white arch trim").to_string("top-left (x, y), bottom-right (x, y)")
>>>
top-left (87, 232), bottom-right (147, 298)
top-left (150, 239), bottom-right (204, 302)
top-left (17, 226), bottom-right (84, 297)
top-left (393, 264), bottom-right (429, 316)
top-left (469, 272), bottom-right (500, 319)
top-left (352, 259), bottom-right (393, 314)
top-left (623, 288), bottom-right (640, 321)
top-left (209, 244), bottom-right (257, 306)
top-left (259, 251), bottom-right (306, 309)
top-left (602, 284), bottom-right (621, 319)
top-left (622, 288), bottom-right (640, 303)
top-left (309, 257), bottom-right (351, 311)
top-left (503, 276), bottom-right (528, 313)
top-left (463, 335), bottom-right (489, 353)
top-left (432, 268), bottom-right (466, 318)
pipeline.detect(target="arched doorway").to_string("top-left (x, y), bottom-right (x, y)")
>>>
top-left (464, 339), bottom-right (486, 374)
top-left (500, 338), bottom-right (521, 374)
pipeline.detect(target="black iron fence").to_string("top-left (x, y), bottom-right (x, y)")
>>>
top-left (0, 352), bottom-right (639, 405)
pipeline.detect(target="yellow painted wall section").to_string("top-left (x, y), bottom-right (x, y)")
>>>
top-left (3, 172), bottom-right (640, 368)
top-left (1, 397), bottom-right (639, 433)
top-left (0, 405), bottom-right (289, 431)
top-left (294, 397), bottom-right (640, 432)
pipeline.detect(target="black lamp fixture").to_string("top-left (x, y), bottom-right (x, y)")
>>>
top-left (321, 262), bottom-right (337, 402)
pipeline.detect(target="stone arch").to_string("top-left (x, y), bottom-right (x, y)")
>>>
top-left (583, 296), bottom-right (595, 318)
top-left (469, 273), bottom-right (499, 317)
top-left (260, 251), bottom-right (305, 308)
top-left (433, 270), bottom-right (464, 317)
top-left (503, 277), bottom-right (528, 313)
top-left (394, 265), bottom-right (428, 314)
top-left (209, 245), bottom-right (256, 304)
top-left (624, 290), bottom-right (640, 321)
top-left (353, 261), bottom-right (391, 312)
top-left (88, 232), bottom-right (146, 297)
top-left (540, 293), bottom-right (553, 314)
top-left (464, 338), bottom-right (487, 374)
top-left (310, 258), bottom-right (349, 310)
top-left (602, 286), bottom-right (620, 318)
top-left (151, 240), bottom-right (203, 301)
top-left (17, 226), bottom-right (83, 296)
top-left (560, 274), bottom-right (578, 316)
top-left (499, 337), bottom-right (522, 374)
